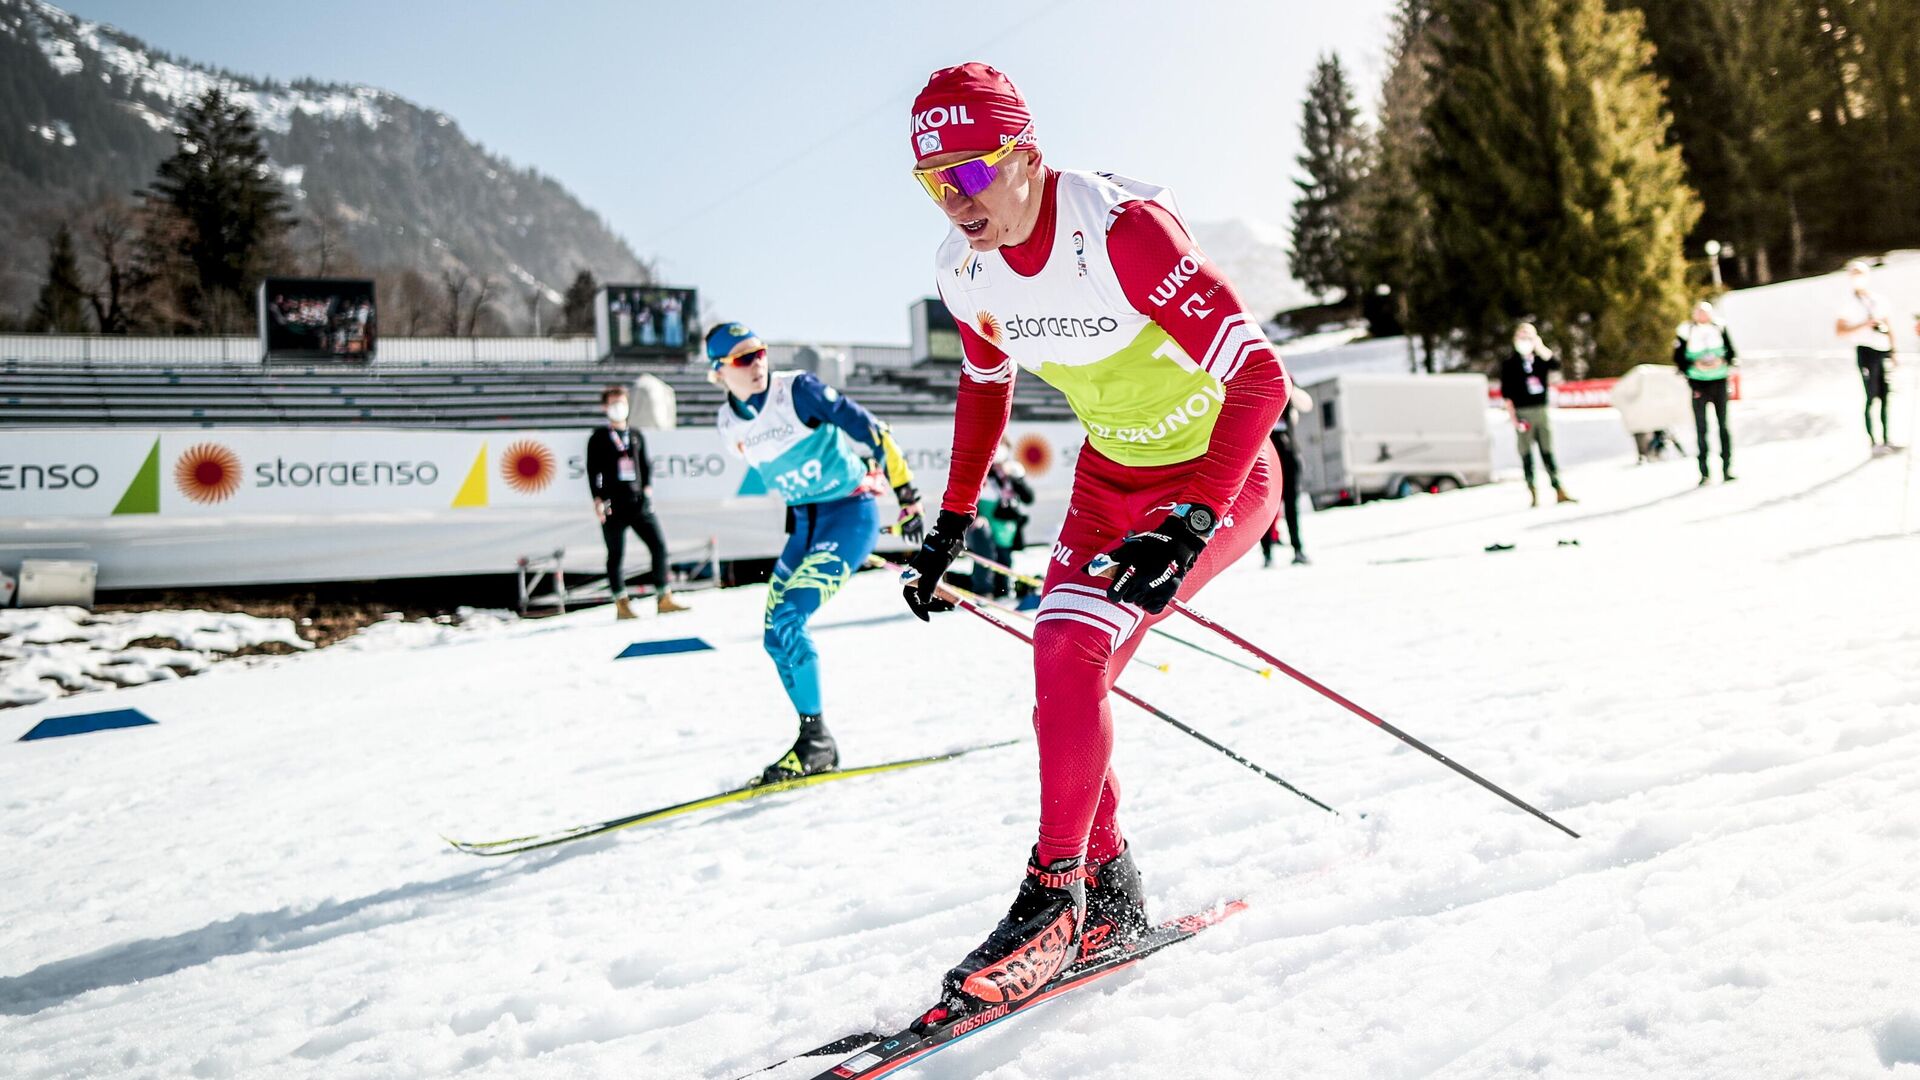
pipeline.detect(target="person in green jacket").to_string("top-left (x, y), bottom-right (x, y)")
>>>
top-left (966, 437), bottom-right (1035, 599)
top-left (1673, 300), bottom-right (1738, 485)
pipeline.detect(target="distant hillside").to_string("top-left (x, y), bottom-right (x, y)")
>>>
top-left (0, 0), bottom-right (648, 328)
top-left (1187, 217), bottom-right (1312, 322)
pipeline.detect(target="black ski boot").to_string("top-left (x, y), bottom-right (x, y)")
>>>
top-left (932, 849), bottom-right (1084, 1015)
top-left (755, 713), bottom-right (838, 786)
top-left (1079, 843), bottom-right (1150, 960)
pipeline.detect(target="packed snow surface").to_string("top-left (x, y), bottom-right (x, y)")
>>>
top-left (3, 348), bottom-right (1917, 1079)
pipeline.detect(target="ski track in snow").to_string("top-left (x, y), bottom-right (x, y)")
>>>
top-left (3, 350), bottom-right (1919, 1080)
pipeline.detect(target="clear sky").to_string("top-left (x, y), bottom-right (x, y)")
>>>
top-left (56, 0), bottom-right (1397, 344)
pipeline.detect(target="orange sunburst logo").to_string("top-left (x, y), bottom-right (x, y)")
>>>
top-left (1014, 434), bottom-right (1053, 477)
top-left (173, 442), bottom-right (243, 504)
top-left (499, 440), bottom-right (555, 493)
top-left (976, 310), bottom-right (1003, 345)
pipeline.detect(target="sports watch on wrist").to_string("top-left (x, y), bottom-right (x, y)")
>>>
top-left (1166, 503), bottom-right (1217, 540)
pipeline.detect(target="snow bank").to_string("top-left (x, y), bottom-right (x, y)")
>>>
top-left (0, 608), bottom-right (310, 706)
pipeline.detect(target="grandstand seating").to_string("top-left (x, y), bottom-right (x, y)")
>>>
top-left (876, 362), bottom-right (1075, 422)
top-left (0, 356), bottom-right (1033, 429)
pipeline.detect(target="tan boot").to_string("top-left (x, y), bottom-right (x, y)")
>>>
top-left (614, 596), bottom-right (637, 620)
top-left (656, 590), bottom-right (690, 614)
top-left (1528, 485), bottom-right (1539, 508)
top-left (1555, 486), bottom-right (1577, 504)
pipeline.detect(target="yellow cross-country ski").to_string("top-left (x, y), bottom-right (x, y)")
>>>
top-left (444, 739), bottom-right (1018, 857)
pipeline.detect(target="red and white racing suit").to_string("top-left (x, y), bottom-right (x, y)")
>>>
top-left (934, 169), bottom-right (1289, 866)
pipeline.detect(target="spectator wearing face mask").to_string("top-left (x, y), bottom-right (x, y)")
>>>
top-left (587, 385), bottom-right (688, 618)
top-left (1499, 322), bottom-right (1575, 507)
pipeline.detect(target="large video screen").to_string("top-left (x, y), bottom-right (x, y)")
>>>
top-left (596, 285), bottom-right (697, 359)
top-left (258, 278), bottom-right (377, 361)
top-left (911, 296), bottom-right (961, 363)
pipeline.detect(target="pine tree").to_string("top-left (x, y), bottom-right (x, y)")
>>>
top-left (141, 87), bottom-right (294, 332)
top-left (26, 223), bottom-right (91, 333)
top-left (1289, 54), bottom-right (1369, 301)
top-left (1626, 0), bottom-right (1920, 279)
top-left (1621, 1), bottom-right (1835, 284)
top-left (561, 269), bottom-right (598, 334)
top-left (1354, 0), bottom-right (1445, 367)
top-left (1422, 0), bottom-right (1700, 376)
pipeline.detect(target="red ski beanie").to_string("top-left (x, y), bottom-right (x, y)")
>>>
top-left (910, 62), bottom-right (1035, 163)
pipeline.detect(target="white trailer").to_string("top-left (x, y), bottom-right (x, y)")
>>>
top-left (1294, 373), bottom-right (1494, 508)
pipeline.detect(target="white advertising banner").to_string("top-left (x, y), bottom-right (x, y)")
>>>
top-left (0, 423), bottom-right (1088, 588)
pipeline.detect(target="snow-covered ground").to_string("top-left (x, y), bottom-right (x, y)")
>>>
top-left (4, 343), bottom-right (1918, 1079)
top-left (0, 608), bottom-right (311, 707)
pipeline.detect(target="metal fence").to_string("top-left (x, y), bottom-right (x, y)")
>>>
top-left (0, 335), bottom-right (260, 364)
top-left (0, 334), bottom-right (915, 368)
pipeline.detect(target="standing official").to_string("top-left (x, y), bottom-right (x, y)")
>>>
top-left (1673, 301), bottom-right (1738, 484)
top-left (587, 385), bottom-right (689, 619)
top-left (1499, 323), bottom-right (1575, 507)
top-left (1259, 386), bottom-right (1310, 567)
top-left (1836, 261), bottom-right (1898, 452)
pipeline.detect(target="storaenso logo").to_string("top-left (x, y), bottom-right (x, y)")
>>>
top-left (653, 453), bottom-right (729, 478)
top-left (740, 423), bottom-right (796, 450)
top-left (1005, 314), bottom-right (1120, 342)
top-left (911, 104), bottom-right (974, 133)
top-left (903, 446), bottom-right (949, 472)
top-left (1083, 384), bottom-right (1228, 444)
top-left (0, 463), bottom-right (100, 489)
top-left (254, 459), bottom-right (440, 487)
top-left (1148, 248), bottom-right (1208, 308)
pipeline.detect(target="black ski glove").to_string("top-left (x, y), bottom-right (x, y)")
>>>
top-left (1087, 503), bottom-right (1216, 614)
top-left (901, 508), bottom-right (972, 621)
top-left (892, 482), bottom-right (925, 545)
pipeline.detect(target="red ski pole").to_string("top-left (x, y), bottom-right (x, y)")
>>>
top-left (944, 553), bottom-right (1574, 837)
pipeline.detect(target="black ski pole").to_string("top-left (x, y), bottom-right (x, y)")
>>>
top-left (960, 550), bottom-right (1273, 678)
top-left (887, 558), bottom-right (1338, 816)
top-left (1167, 600), bottom-right (1580, 839)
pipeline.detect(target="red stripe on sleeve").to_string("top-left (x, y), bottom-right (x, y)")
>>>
top-left (1106, 200), bottom-right (1289, 512)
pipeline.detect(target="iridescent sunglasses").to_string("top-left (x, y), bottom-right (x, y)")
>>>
top-left (712, 347), bottom-right (767, 369)
top-left (911, 125), bottom-right (1034, 203)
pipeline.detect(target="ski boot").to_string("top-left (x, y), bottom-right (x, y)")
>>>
top-left (754, 713), bottom-right (838, 786)
top-left (1078, 844), bottom-right (1150, 961)
top-left (927, 848), bottom-right (1084, 1020)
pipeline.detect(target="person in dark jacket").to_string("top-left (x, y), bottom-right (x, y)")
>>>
top-left (1260, 386), bottom-right (1310, 567)
top-left (1673, 300), bottom-right (1738, 484)
top-left (1499, 322), bottom-right (1575, 507)
top-left (587, 385), bottom-right (688, 618)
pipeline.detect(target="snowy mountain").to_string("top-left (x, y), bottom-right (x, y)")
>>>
top-left (0, 0), bottom-right (648, 323)
top-left (1187, 216), bottom-right (1313, 322)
